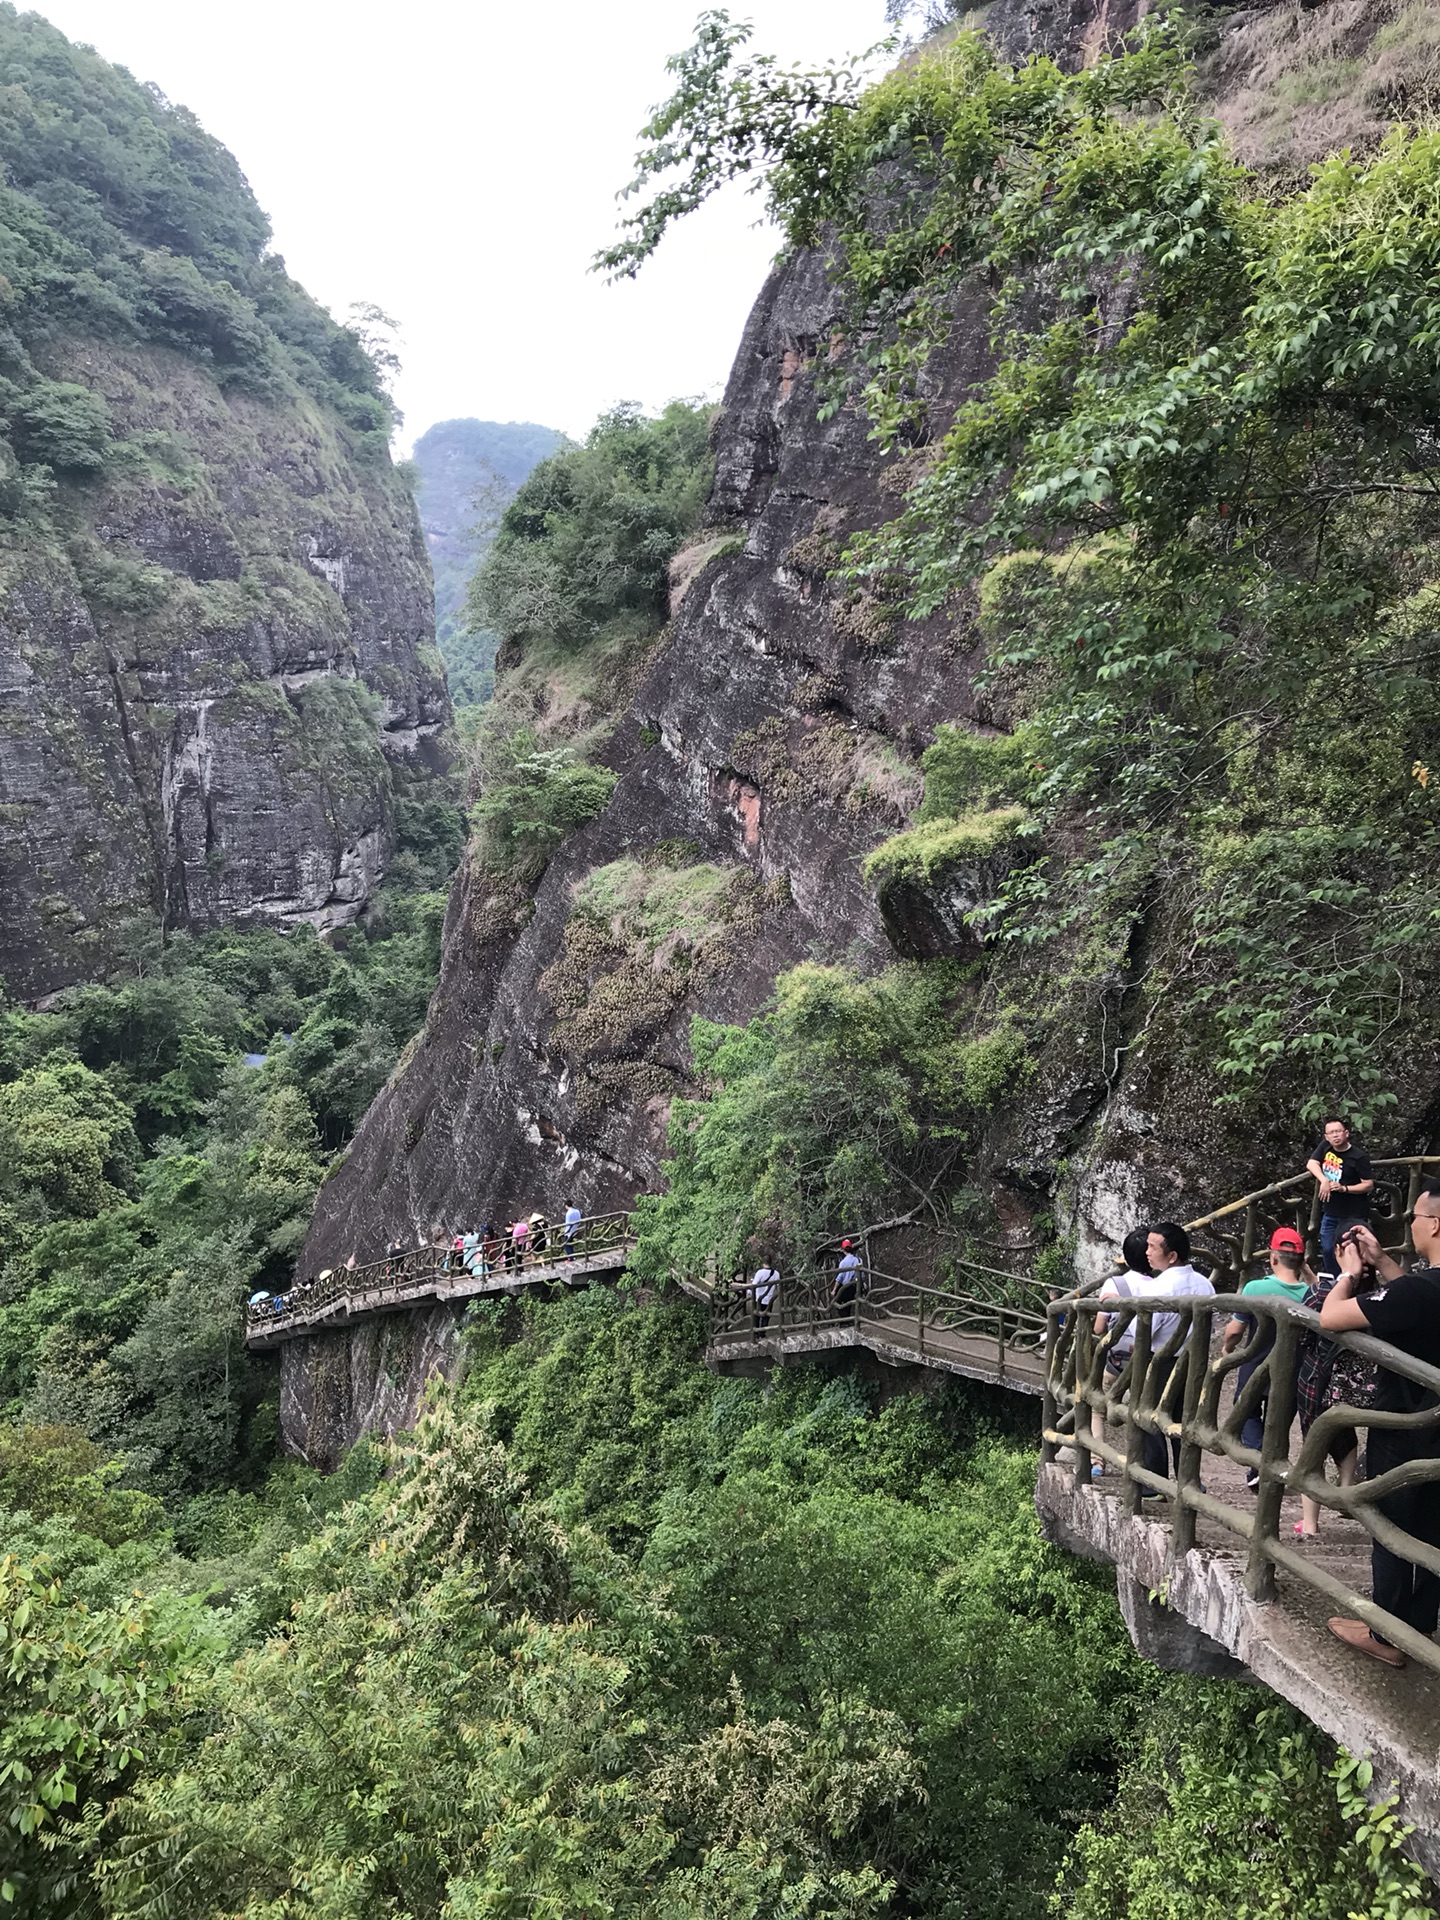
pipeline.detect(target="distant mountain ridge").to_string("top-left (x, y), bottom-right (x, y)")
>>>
top-left (411, 418), bottom-right (567, 706)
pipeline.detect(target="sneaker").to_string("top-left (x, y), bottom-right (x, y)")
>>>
top-left (1245, 1469), bottom-right (1259, 1491)
top-left (1328, 1616), bottom-right (1406, 1668)
top-left (1090, 1464), bottom-right (1104, 1482)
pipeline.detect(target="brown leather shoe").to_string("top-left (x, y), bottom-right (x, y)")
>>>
top-left (1328, 1616), bottom-right (1407, 1668)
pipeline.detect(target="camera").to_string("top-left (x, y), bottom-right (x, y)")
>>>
top-left (1336, 1224), bottom-right (1380, 1293)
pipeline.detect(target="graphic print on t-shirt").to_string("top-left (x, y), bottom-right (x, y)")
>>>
top-left (1322, 1151), bottom-right (1343, 1184)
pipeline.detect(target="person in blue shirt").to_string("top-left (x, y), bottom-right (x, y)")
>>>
top-left (832, 1240), bottom-right (863, 1308)
top-left (564, 1204), bottom-right (583, 1261)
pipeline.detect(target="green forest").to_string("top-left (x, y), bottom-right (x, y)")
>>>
top-left (3, 7), bottom-right (1440, 1917)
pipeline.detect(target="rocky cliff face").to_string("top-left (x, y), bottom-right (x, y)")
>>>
top-left (288, 0), bottom-right (1428, 1463)
top-left (0, 340), bottom-right (448, 1001)
top-left (0, 11), bottom-right (450, 1001)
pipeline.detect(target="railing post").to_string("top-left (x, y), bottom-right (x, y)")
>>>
top-left (1246, 1314), bottom-right (1298, 1602)
top-left (1123, 1311), bottom-right (1151, 1516)
top-left (1041, 1307), bottom-right (1060, 1465)
top-left (1074, 1311), bottom-right (1094, 1486)
top-left (1239, 1202), bottom-right (1257, 1285)
top-left (1173, 1307), bottom-right (1209, 1555)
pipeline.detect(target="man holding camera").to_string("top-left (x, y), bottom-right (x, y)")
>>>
top-left (1320, 1184), bottom-right (1440, 1666)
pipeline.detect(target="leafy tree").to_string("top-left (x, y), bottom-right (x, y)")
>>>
top-left (0, 1559), bottom-right (212, 1913)
top-left (470, 400), bottom-right (713, 652)
top-left (631, 962), bottom-right (1027, 1280)
top-left (470, 727), bottom-right (618, 879)
top-left (0, 1061), bottom-right (139, 1252)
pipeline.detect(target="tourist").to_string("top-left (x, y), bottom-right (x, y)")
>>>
top-left (746, 1260), bottom-right (778, 1333)
top-left (461, 1227), bottom-right (481, 1274)
top-left (564, 1203), bottom-right (583, 1261)
top-left (1306, 1116), bottom-right (1375, 1264)
top-left (1134, 1224), bottom-right (1215, 1481)
top-left (1321, 1190), bottom-right (1440, 1665)
top-left (509, 1216), bottom-right (530, 1271)
top-left (832, 1239), bottom-right (863, 1308)
top-left (1093, 1228), bottom-right (1155, 1482)
top-left (1221, 1240), bottom-right (1310, 1482)
top-left (1292, 1233), bottom-right (1377, 1539)
top-left (482, 1220), bottom-right (503, 1273)
top-left (530, 1211), bottom-right (549, 1257)
top-left (344, 1252), bottom-right (358, 1272)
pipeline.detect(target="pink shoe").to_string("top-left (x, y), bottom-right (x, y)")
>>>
top-left (1293, 1522), bottom-right (1318, 1538)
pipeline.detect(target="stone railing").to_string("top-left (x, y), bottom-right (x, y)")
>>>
top-left (1041, 1288), bottom-right (1440, 1672)
top-left (244, 1210), bottom-right (635, 1336)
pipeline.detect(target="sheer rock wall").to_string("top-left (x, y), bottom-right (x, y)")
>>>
top-left (0, 337), bottom-right (447, 1001)
top-left (286, 0), bottom-right (1420, 1458)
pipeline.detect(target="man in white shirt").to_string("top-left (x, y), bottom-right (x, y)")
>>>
top-left (750, 1263), bottom-right (777, 1333)
top-left (1101, 1222), bottom-right (1213, 1482)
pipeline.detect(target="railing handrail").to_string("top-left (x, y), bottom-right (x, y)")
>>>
top-left (1041, 1285), bottom-right (1440, 1673)
top-left (713, 1259), bottom-right (1050, 1315)
top-left (1184, 1154), bottom-right (1440, 1234)
top-left (245, 1209), bottom-right (637, 1334)
top-left (1059, 1289), bottom-right (1440, 1409)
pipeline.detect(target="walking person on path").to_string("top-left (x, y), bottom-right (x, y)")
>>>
top-left (831, 1240), bottom-right (863, 1310)
top-left (1306, 1116), bottom-right (1375, 1265)
top-left (745, 1261), bottom-right (778, 1334)
top-left (564, 1203), bottom-right (583, 1261)
top-left (1093, 1228), bottom-right (1156, 1482)
top-left (1322, 1184), bottom-right (1440, 1666)
top-left (508, 1216), bottom-right (529, 1272)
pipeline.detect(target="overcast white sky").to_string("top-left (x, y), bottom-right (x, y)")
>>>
top-left (30, 0), bottom-right (889, 446)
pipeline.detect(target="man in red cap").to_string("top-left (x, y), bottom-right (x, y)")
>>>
top-left (832, 1239), bottom-right (863, 1309)
top-left (1222, 1229), bottom-right (1312, 1475)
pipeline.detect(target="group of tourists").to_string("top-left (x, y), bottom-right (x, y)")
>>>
top-left (733, 1239), bottom-right (865, 1332)
top-left (1096, 1116), bottom-right (1440, 1670)
top-left (414, 1206), bottom-right (588, 1277)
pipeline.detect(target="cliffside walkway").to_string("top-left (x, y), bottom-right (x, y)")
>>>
top-left (1038, 1155), bottom-right (1440, 1875)
top-left (702, 1261), bottom-right (1050, 1392)
top-left (244, 1218), bottom-right (1054, 1393)
top-left (244, 1213), bottom-right (637, 1347)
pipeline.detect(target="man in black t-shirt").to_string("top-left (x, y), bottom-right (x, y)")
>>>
top-left (1321, 1183), bottom-right (1440, 1666)
top-left (1305, 1116), bottom-right (1375, 1264)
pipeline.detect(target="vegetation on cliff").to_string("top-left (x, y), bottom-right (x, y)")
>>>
top-left (603, 11), bottom-right (1440, 1164)
top-left (467, 399), bottom-right (712, 880)
top-left (0, 4), bottom-right (396, 466)
top-left (0, 7), bottom-right (450, 999)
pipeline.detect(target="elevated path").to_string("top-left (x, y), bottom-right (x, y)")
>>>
top-left (244, 1213), bottom-right (635, 1347)
top-left (249, 1160), bottom-right (1440, 1868)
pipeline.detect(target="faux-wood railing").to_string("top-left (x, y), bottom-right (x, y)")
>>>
top-left (1041, 1289), bottom-right (1440, 1672)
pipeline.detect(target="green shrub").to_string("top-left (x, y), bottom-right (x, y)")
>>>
top-left (471, 726), bottom-right (618, 877)
top-left (10, 379), bottom-right (111, 472)
top-left (862, 804), bottom-right (1028, 888)
top-left (470, 399), bottom-right (713, 653)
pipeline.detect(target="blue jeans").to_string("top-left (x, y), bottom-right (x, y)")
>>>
top-left (1235, 1355), bottom-right (1267, 1455)
top-left (1319, 1210), bottom-right (1365, 1264)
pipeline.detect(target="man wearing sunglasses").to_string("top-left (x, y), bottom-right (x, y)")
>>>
top-left (1320, 1182), bottom-right (1440, 1666)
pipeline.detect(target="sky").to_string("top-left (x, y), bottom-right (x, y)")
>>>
top-left (31, 0), bottom-right (892, 447)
